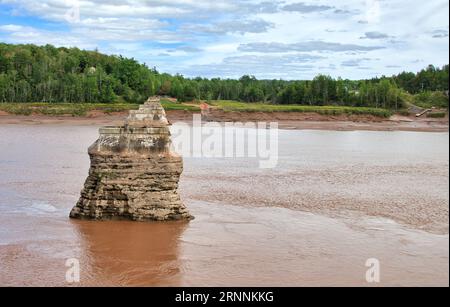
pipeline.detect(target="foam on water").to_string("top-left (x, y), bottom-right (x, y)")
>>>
top-left (29, 202), bottom-right (58, 213)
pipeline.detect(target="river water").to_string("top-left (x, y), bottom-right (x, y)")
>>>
top-left (0, 124), bottom-right (448, 286)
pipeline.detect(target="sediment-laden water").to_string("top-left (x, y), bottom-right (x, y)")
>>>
top-left (0, 124), bottom-right (448, 286)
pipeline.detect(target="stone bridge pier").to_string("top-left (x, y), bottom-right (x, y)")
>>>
top-left (70, 97), bottom-right (193, 221)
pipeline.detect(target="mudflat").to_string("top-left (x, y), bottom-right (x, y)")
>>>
top-left (0, 110), bottom-right (448, 132)
top-left (0, 123), bottom-right (448, 286)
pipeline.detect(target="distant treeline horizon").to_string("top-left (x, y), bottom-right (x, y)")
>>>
top-left (0, 43), bottom-right (448, 109)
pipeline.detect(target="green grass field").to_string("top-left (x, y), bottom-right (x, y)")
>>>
top-left (209, 100), bottom-right (393, 118)
top-left (0, 103), bottom-right (138, 116)
top-left (0, 99), bottom-right (393, 118)
top-left (426, 112), bottom-right (447, 118)
top-left (0, 100), bottom-right (200, 116)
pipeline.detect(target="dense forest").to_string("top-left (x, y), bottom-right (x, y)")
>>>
top-left (0, 43), bottom-right (448, 109)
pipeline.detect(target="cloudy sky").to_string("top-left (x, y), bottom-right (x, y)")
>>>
top-left (0, 0), bottom-right (448, 80)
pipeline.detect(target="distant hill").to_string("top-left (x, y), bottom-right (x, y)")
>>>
top-left (0, 43), bottom-right (448, 109)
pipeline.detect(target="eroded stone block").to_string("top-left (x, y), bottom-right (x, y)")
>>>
top-left (70, 97), bottom-right (193, 221)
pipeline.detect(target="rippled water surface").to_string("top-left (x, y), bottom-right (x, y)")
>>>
top-left (0, 124), bottom-right (448, 286)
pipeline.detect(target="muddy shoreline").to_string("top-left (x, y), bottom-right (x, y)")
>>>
top-left (0, 109), bottom-right (448, 132)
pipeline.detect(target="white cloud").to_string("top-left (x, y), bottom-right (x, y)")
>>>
top-left (0, 0), bottom-right (448, 79)
top-left (281, 2), bottom-right (333, 13)
top-left (0, 24), bottom-right (98, 48)
top-left (0, 24), bottom-right (24, 31)
top-left (360, 31), bottom-right (391, 39)
top-left (238, 41), bottom-right (385, 53)
top-left (182, 19), bottom-right (274, 35)
top-left (431, 29), bottom-right (449, 38)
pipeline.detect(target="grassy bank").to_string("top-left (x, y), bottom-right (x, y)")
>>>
top-left (426, 112), bottom-right (447, 118)
top-left (0, 99), bottom-right (200, 116)
top-left (0, 99), bottom-right (392, 117)
top-left (400, 91), bottom-right (449, 110)
top-left (0, 103), bottom-right (138, 116)
top-left (0, 99), bottom-right (393, 118)
top-left (209, 100), bottom-right (393, 118)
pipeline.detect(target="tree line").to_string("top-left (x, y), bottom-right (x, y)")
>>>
top-left (0, 43), bottom-right (448, 109)
top-left (394, 65), bottom-right (449, 94)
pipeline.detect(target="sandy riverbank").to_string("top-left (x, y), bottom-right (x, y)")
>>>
top-left (0, 109), bottom-right (448, 132)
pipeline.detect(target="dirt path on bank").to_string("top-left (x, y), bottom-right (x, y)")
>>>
top-left (0, 109), bottom-right (448, 132)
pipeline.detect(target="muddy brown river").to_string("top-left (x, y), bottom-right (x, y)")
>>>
top-left (0, 124), bottom-right (448, 286)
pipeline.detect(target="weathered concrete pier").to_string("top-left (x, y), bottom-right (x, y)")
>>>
top-left (70, 97), bottom-right (193, 221)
